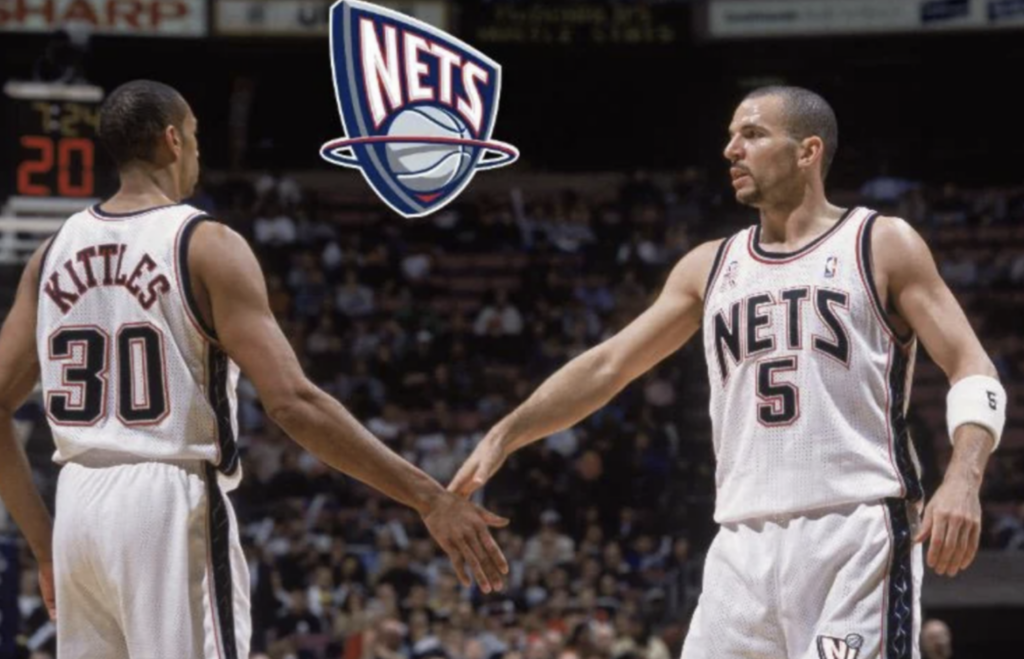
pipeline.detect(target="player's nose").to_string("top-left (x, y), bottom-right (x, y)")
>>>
top-left (723, 135), bottom-right (742, 163)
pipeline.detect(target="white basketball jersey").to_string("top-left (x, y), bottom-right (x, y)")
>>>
top-left (36, 203), bottom-right (241, 484)
top-left (702, 207), bottom-right (922, 524)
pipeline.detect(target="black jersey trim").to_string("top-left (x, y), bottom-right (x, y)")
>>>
top-left (90, 202), bottom-right (183, 219)
top-left (177, 214), bottom-right (218, 342)
top-left (748, 206), bottom-right (856, 263)
top-left (204, 464), bottom-right (240, 659)
top-left (703, 236), bottom-right (737, 302)
top-left (858, 213), bottom-right (914, 345)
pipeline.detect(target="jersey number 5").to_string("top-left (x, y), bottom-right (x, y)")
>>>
top-left (47, 324), bottom-right (169, 426)
top-left (756, 357), bottom-right (800, 426)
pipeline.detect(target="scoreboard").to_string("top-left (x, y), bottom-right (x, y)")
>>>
top-left (3, 81), bottom-right (113, 201)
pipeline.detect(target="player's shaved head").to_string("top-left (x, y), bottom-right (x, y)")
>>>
top-left (744, 86), bottom-right (838, 181)
top-left (98, 80), bottom-right (190, 167)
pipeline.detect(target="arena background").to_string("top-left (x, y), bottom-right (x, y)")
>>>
top-left (1, 0), bottom-right (1023, 657)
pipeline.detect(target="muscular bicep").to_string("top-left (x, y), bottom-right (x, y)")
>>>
top-left (0, 243), bottom-right (46, 413)
top-left (189, 223), bottom-right (312, 411)
top-left (875, 217), bottom-right (995, 380)
top-left (602, 240), bottom-right (722, 385)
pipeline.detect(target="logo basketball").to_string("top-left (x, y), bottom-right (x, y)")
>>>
top-left (319, 0), bottom-right (519, 218)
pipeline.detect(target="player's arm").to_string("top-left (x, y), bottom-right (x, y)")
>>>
top-left (0, 242), bottom-right (56, 618)
top-left (873, 216), bottom-right (1002, 577)
top-left (449, 239), bottom-right (723, 497)
top-left (188, 222), bottom-right (508, 592)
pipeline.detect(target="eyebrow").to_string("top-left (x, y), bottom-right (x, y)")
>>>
top-left (729, 122), bottom-right (767, 136)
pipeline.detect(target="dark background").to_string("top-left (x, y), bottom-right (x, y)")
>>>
top-left (3, 6), bottom-right (1020, 188)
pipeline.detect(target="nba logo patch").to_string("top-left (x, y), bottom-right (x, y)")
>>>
top-left (319, 0), bottom-right (519, 218)
top-left (824, 256), bottom-right (839, 278)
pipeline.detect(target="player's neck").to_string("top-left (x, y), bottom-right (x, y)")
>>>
top-left (106, 167), bottom-right (182, 211)
top-left (757, 194), bottom-right (844, 249)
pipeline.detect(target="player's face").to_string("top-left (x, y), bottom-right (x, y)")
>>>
top-left (723, 96), bottom-right (801, 207)
top-left (179, 110), bottom-right (200, 199)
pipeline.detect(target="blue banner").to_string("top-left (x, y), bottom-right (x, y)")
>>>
top-left (989, 0), bottom-right (1024, 21)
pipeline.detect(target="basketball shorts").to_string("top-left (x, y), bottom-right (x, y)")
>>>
top-left (681, 498), bottom-right (922, 659)
top-left (54, 454), bottom-right (251, 659)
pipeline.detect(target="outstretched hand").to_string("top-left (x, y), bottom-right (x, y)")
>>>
top-left (448, 430), bottom-right (507, 498)
top-left (421, 491), bottom-right (509, 593)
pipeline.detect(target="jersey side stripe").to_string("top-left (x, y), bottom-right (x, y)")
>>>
top-left (888, 342), bottom-right (923, 502)
top-left (208, 346), bottom-right (239, 477)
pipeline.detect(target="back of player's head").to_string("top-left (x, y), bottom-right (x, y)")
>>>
top-left (744, 85), bottom-right (838, 181)
top-left (98, 80), bottom-right (189, 167)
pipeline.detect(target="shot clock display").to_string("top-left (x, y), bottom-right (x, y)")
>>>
top-left (3, 81), bottom-right (113, 200)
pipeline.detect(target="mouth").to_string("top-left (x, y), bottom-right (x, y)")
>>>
top-left (730, 167), bottom-right (751, 182)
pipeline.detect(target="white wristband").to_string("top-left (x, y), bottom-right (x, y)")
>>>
top-left (946, 375), bottom-right (1006, 450)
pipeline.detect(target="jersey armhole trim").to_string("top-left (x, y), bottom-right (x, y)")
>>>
top-left (703, 235), bottom-right (737, 303)
top-left (175, 214), bottom-right (219, 343)
top-left (856, 213), bottom-right (914, 346)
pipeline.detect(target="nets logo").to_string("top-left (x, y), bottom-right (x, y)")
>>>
top-left (319, 0), bottom-right (519, 218)
top-left (817, 633), bottom-right (863, 659)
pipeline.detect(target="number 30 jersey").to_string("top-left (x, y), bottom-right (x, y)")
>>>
top-left (702, 207), bottom-right (922, 524)
top-left (35, 203), bottom-right (240, 480)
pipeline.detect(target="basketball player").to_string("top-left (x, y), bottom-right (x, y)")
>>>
top-left (450, 87), bottom-right (1006, 658)
top-left (0, 79), bottom-right (509, 659)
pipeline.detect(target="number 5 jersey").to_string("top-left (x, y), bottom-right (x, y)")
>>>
top-left (702, 206), bottom-right (923, 524)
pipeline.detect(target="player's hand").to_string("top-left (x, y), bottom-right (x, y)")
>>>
top-left (914, 472), bottom-right (983, 577)
top-left (448, 430), bottom-right (508, 498)
top-left (38, 561), bottom-right (56, 621)
top-left (421, 491), bottom-right (509, 593)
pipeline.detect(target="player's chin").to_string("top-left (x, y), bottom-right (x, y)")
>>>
top-left (735, 188), bottom-right (760, 206)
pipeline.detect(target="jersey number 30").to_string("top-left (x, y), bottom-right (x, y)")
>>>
top-left (47, 324), bottom-right (169, 426)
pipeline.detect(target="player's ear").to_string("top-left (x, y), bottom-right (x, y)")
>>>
top-left (164, 124), bottom-right (182, 158)
top-left (798, 136), bottom-right (824, 173)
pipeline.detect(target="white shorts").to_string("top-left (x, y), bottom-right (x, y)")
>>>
top-left (681, 499), bottom-right (922, 659)
top-left (54, 454), bottom-right (251, 659)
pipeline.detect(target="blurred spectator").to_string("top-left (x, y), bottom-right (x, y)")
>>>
top-left (524, 510), bottom-right (575, 571)
top-left (859, 164), bottom-right (919, 205)
top-left (336, 270), bottom-right (377, 318)
top-left (921, 619), bottom-right (953, 659)
top-left (474, 290), bottom-right (524, 336)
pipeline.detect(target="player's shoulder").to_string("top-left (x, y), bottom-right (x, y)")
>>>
top-left (867, 214), bottom-right (936, 281)
top-left (869, 214), bottom-right (930, 253)
top-left (693, 237), bottom-right (729, 260)
top-left (871, 213), bottom-right (916, 238)
top-left (189, 224), bottom-right (254, 285)
top-left (187, 218), bottom-right (261, 277)
top-left (664, 238), bottom-right (731, 301)
top-left (679, 238), bottom-right (729, 274)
